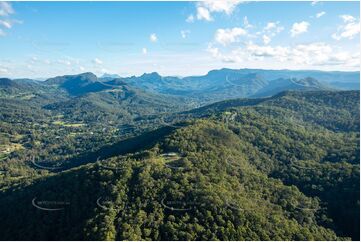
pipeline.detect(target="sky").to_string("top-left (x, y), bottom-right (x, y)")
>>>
top-left (0, 0), bottom-right (359, 78)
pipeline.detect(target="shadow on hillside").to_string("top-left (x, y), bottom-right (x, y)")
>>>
top-left (58, 125), bottom-right (181, 171)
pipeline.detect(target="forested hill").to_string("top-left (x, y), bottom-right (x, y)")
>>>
top-left (186, 90), bottom-right (359, 132)
top-left (0, 90), bottom-right (359, 240)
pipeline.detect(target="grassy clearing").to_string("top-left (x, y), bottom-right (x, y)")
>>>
top-left (0, 143), bottom-right (24, 154)
top-left (53, 121), bottom-right (85, 127)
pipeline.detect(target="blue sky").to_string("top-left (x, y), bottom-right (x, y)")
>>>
top-left (0, 1), bottom-right (359, 78)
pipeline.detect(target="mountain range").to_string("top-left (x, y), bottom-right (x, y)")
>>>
top-left (1, 68), bottom-right (359, 106)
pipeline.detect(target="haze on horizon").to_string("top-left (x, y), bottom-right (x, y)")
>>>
top-left (0, 0), bottom-right (359, 79)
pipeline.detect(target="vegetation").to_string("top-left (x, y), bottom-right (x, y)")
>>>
top-left (0, 72), bottom-right (359, 240)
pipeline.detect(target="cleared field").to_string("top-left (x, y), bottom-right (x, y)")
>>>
top-left (52, 121), bottom-right (85, 127)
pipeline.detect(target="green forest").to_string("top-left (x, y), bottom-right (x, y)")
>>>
top-left (0, 83), bottom-right (359, 240)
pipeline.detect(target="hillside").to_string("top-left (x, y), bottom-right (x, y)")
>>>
top-left (0, 90), bottom-right (359, 240)
top-left (0, 120), bottom-right (349, 240)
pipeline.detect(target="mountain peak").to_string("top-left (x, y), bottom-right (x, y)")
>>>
top-left (140, 72), bottom-right (161, 79)
top-left (101, 73), bottom-right (121, 79)
top-left (76, 72), bottom-right (98, 81)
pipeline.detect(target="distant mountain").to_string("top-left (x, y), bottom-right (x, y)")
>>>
top-left (100, 73), bottom-right (121, 79)
top-left (2, 68), bottom-right (359, 103)
top-left (212, 68), bottom-right (359, 85)
top-left (251, 77), bottom-right (331, 97)
top-left (45, 72), bottom-right (110, 96)
top-left (44, 75), bottom-right (195, 123)
top-left (121, 69), bottom-right (338, 104)
top-left (0, 78), bottom-right (18, 88)
top-left (0, 77), bottom-right (41, 90)
top-left (0, 77), bottom-right (57, 101)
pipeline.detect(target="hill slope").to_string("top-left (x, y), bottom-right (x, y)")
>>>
top-left (0, 120), bottom-right (346, 241)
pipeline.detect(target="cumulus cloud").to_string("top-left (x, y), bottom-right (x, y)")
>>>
top-left (332, 15), bottom-right (360, 40)
top-left (290, 21), bottom-right (309, 37)
top-left (261, 21), bottom-right (284, 44)
top-left (202, 0), bottom-right (243, 15)
top-left (340, 15), bottom-right (356, 23)
top-left (316, 11), bottom-right (326, 18)
top-left (93, 58), bottom-right (103, 65)
top-left (191, 0), bottom-right (243, 22)
top-left (150, 33), bottom-right (158, 42)
top-left (142, 47), bottom-right (147, 55)
top-left (246, 43), bottom-right (289, 61)
top-left (196, 6), bottom-right (212, 21)
top-left (264, 21), bottom-right (284, 34)
top-left (215, 27), bottom-right (247, 46)
top-left (207, 41), bottom-right (359, 68)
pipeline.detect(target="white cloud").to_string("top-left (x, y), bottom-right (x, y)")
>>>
top-left (290, 21), bottom-right (309, 37)
top-left (262, 35), bottom-right (271, 45)
top-left (196, 6), bottom-right (212, 21)
top-left (288, 43), bottom-right (359, 68)
top-left (215, 27), bottom-right (247, 46)
top-left (291, 42), bottom-right (331, 64)
top-left (206, 42), bottom-right (289, 63)
top-left (0, 2), bottom-right (14, 16)
top-left (316, 11), bottom-right (326, 18)
top-left (207, 44), bottom-right (221, 58)
top-left (79, 66), bottom-right (85, 71)
top-left (142, 47), bottom-right (147, 55)
top-left (0, 19), bottom-right (11, 29)
top-left (93, 58), bottom-right (103, 65)
top-left (150, 33), bottom-right (158, 42)
top-left (261, 21), bottom-right (284, 44)
top-left (201, 0), bottom-right (243, 15)
top-left (180, 30), bottom-right (190, 39)
top-left (311, 1), bottom-right (318, 6)
top-left (192, 1), bottom-right (243, 22)
top-left (340, 15), bottom-right (356, 23)
top-left (264, 21), bottom-right (284, 33)
top-left (332, 15), bottom-right (360, 40)
top-left (246, 43), bottom-right (289, 61)
top-left (264, 22), bottom-right (277, 31)
top-left (207, 41), bottom-right (359, 69)
top-left (0, 2), bottom-right (21, 36)
top-left (186, 15), bottom-right (194, 23)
